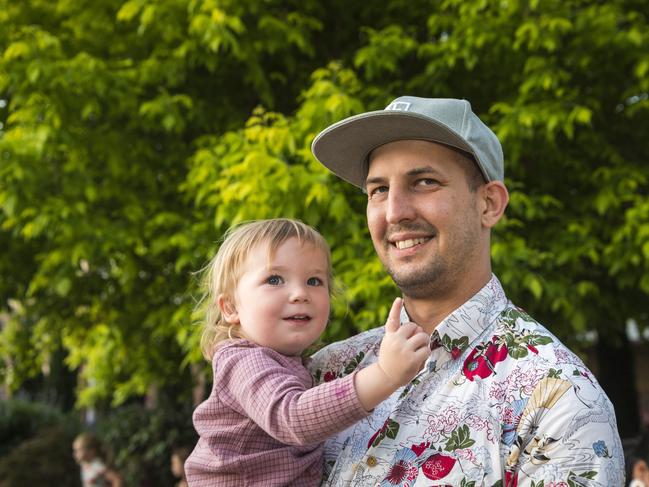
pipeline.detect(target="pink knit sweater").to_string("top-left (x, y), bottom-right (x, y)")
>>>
top-left (185, 340), bottom-right (368, 486)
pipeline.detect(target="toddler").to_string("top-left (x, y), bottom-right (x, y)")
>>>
top-left (185, 218), bottom-right (429, 486)
top-left (72, 432), bottom-right (123, 487)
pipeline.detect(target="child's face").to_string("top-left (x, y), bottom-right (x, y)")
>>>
top-left (223, 237), bottom-right (330, 356)
top-left (72, 439), bottom-right (92, 464)
top-left (171, 453), bottom-right (184, 477)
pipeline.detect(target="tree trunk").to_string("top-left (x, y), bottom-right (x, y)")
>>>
top-left (596, 328), bottom-right (640, 439)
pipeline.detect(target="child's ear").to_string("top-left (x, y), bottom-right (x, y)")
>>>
top-left (218, 294), bottom-right (239, 323)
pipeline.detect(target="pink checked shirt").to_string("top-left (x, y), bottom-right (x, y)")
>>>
top-left (185, 340), bottom-right (368, 486)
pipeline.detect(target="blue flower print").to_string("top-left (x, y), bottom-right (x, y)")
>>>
top-left (592, 440), bottom-right (610, 458)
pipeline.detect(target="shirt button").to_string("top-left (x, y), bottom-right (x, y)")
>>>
top-left (366, 456), bottom-right (378, 467)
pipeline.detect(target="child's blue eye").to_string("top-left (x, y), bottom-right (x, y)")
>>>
top-left (267, 275), bottom-right (283, 285)
top-left (307, 277), bottom-right (324, 286)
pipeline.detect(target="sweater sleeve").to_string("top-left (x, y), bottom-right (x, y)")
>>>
top-left (215, 343), bottom-right (368, 446)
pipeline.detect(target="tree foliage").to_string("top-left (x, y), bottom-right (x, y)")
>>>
top-left (1, 0), bottom-right (648, 418)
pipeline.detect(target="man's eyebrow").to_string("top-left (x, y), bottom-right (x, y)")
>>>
top-left (406, 165), bottom-right (442, 177)
top-left (365, 175), bottom-right (385, 186)
top-left (365, 165), bottom-right (442, 185)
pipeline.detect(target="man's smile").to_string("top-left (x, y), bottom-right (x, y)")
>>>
top-left (393, 237), bottom-right (431, 250)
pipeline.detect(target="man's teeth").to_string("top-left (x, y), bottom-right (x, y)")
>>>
top-left (395, 238), bottom-right (428, 250)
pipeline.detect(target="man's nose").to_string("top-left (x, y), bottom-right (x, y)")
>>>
top-left (386, 186), bottom-right (416, 223)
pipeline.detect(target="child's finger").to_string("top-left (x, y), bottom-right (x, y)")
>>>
top-left (384, 297), bottom-right (402, 333)
top-left (408, 331), bottom-right (431, 351)
top-left (397, 322), bottom-right (423, 338)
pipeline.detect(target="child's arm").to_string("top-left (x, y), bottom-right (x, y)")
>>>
top-left (211, 298), bottom-right (429, 447)
top-left (353, 297), bottom-right (430, 411)
top-left (211, 343), bottom-right (367, 446)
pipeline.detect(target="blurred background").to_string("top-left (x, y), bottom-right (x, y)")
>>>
top-left (1, 0), bottom-right (648, 484)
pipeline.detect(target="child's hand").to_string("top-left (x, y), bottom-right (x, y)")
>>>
top-left (377, 297), bottom-right (430, 388)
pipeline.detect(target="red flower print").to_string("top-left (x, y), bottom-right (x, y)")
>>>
top-left (462, 339), bottom-right (508, 381)
top-left (385, 460), bottom-right (409, 483)
top-left (368, 427), bottom-right (382, 449)
top-left (451, 347), bottom-right (462, 359)
top-left (323, 371), bottom-right (336, 382)
top-left (505, 469), bottom-right (518, 486)
top-left (421, 453), bottom-right (456, 480)
top-left (527, 344), bottom-right (538, 354)
top-left (410, 441), bottom-right (430, 457)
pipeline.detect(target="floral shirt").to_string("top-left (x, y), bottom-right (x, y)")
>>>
top-left (309, 275), bottom-right (624, 486)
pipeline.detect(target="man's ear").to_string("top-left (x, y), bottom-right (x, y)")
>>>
top-left (218, 294), bottom-right (239, 323)
top-left (480, 181), bottom-right (509, 228)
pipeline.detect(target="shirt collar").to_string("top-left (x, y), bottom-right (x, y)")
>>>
top-left (400, 274), bottom-right (508, 359)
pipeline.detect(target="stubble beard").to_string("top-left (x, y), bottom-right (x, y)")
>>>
top-left (384, 254), bottom-right (450, 300)
top-left (379, 224), bottom-right (481, 301)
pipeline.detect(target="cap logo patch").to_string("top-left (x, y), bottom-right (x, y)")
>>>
top-left (385, 101), bottom-right (411, 111)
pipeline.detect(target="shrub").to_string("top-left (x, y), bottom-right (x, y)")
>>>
top-left (0, 399), bottom-right (71, 458)
top-left (0, 426), bottom-right (81, 487)
top-left (99, 403), bottom-right (197, 487)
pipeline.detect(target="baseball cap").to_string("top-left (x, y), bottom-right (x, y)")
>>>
top-left (311, 96), bottom-right (504, 188)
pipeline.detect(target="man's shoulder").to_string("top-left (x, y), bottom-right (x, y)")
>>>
top-left (495, 305), bottom-right (586, 360)
top-left (308, 327), bottom-right (384, 380)
top-left (493, 304), bottom-right (610, 394)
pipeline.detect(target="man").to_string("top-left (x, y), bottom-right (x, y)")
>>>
top-left (309, 97), bottom-right (624, 486)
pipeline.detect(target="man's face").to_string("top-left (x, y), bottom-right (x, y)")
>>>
top-left (365, 139), bottom-right (486, 299)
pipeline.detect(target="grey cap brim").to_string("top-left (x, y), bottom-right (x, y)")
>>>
top-left (311, 110), bottom-right (481, 189)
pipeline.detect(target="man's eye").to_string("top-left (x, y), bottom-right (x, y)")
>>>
top-left (368, 186), bottom-right (388, 198)
top-left (307, 277), bottom-right (324, 286)
top-left (266, 275), bottom-right (283, 285)
top-left (416, 178), bottom-right (438, 186)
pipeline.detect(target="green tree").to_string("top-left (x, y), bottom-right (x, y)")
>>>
top-left (1, 0), bottom-right (648, 439)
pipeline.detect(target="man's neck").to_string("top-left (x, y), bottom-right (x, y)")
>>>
top-left (402, 273), bottom-right (492, 335)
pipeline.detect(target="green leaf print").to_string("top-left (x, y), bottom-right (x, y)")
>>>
top-left (500, 307), bottom-right (526, 325)
top-left (343, 351), bottom-right (365, 374)
top-left (385, 418), bottom-right (400, 439)
top-left (445, 424), bottom-right (475, 451)
top-left (527, 335), bottom-right (553, 346)
top-left (371, 418), bottom-right (400, 447)
top-left (461, 479), bottom-right (476, 487)
top-left (567, 470), bottom-right (597, 487)
top-left (508, 344), bottom-right (529, 359)
top-left (371, 430), bottom-right (386, 447)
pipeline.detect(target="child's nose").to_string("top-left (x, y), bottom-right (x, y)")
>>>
top-left (289, 284), bottom-right (309, 302)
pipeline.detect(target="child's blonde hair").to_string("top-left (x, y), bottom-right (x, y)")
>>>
top-left (74, 432), bottom-right (104, 459)
top-left (199, 218), bottom-right (332, 361)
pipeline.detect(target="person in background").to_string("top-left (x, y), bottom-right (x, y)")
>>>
top-left (72, 432), bottom-right (123, 487)
top-left (627, 431), bottom-right (649, 487)
top-left (171, 445), bottom-right (191, 487)
top-left (184, 218), bottom-right (430, 486)
top-left (309, 96), bottom-right (625, 485)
